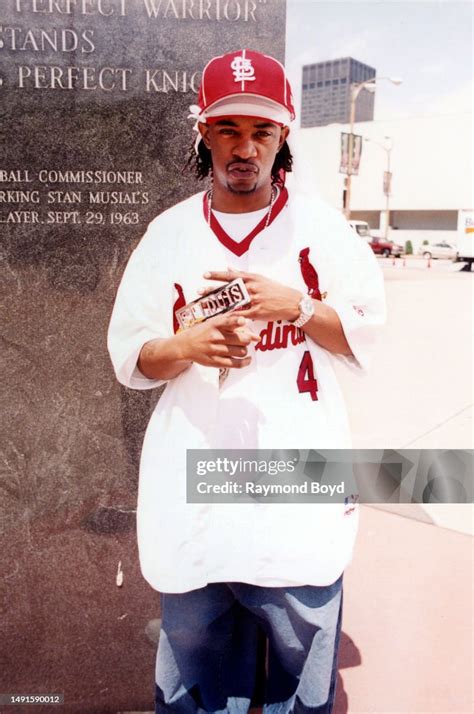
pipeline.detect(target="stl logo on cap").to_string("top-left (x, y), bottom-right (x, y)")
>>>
top-left (230, 53), bottom-right (256, 84)
top-left (193, 49), bottom-right (296, 130)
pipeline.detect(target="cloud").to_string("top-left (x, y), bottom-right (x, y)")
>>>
top-left (424, 81), bottom-right (473, 115)
top-left (418, 58), bottom-right (454, 78)
top-left (375, 80), bottom-right (472, 120)
top-left (324, 29), bottom-right (373, 64)
top-left (287, 28), bottom-right (373, 74)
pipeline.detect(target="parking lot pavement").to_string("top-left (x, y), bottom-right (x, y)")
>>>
top-left (375, 256), bottom-right (472, 273)
top-left (333, 257), bottom-right (473, 451)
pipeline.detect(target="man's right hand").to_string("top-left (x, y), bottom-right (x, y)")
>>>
top-left (178, 314), bottom-right (260, 369)
top-left (137, 314), bottom-right (260, 381)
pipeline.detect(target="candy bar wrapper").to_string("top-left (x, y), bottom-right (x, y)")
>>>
top-left (176, 278), bottom-right (251, 331)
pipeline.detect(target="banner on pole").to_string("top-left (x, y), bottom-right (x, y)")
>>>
top-left (383, 171), bottom-right (392, 196)
top-left (339, 132), bottom-right (363, 175)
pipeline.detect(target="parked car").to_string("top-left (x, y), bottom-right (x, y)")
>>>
top-left (348, 220), bottom-right (404, 257)
top-left (417, 242), bottom-right (457, 260)
top-left (368, 237), bottom-right (404, 258)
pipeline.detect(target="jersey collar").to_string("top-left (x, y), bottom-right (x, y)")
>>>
top-left (203, 186), bottom-right (288, 257)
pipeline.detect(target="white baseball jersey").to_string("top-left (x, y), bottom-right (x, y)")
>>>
top-left (108, 188), bottom-right (386, 593)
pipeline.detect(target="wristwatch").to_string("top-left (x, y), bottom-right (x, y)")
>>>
top-left (292, 294), bottom-right (314, 328)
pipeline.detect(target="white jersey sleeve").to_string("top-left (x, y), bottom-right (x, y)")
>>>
top-left (107, 220), bottom-right (173, 390)
top-left (317, 206), bottom-right (386, 372)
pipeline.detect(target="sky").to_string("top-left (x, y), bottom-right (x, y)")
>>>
top-left (285, 0), bottom-right (473, 125)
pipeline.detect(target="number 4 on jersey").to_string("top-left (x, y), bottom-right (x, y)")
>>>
top-left (297, 350), bottom-right (318, 401)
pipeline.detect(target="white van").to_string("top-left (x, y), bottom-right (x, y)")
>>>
top-left (348, 220), bottom-right (371, 238)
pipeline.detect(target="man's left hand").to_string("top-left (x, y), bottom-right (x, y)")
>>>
top-left (202, 268), bottom-right (302, 322)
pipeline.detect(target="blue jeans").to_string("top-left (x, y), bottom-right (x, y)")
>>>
top-left (155, 576), bottom-right (343, 713)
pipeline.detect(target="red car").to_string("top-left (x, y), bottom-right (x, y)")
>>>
top-left (349, 221), bottom-right (404, 257)
top-left (368, 237), bottom-right (404, 258)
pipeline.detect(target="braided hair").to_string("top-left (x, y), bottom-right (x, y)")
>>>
top-left (185, 138), bottom-right (293, 186)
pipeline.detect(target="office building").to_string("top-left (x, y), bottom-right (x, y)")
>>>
top-left (291, 112), bottom-right (472, 251)
top-left (301, 57), bottom-right (376, 128)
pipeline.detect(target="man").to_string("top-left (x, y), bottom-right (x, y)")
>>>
top-left (108, 49), bottom-right (385, 713)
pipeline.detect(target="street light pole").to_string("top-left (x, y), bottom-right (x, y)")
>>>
top-left (385, 138), bottom-right (392, 240)
top-left (344, 76), bottom-right (402, 220)
top-left (344, 83), bottom-right (360, 220)
top-left (365, 135), bottom-right (393, 239)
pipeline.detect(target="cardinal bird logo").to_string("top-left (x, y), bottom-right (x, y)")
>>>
top-left (298, 247), bottom-right (322, 301)
top-left (173, 283), bottom-right (186, 334)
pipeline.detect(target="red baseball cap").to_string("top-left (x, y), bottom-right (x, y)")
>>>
top-left (196, 49), bottom-right (295, 125)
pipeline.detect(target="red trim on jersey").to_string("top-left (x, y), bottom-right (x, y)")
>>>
top-left (203, 186), bottom-right (288, 257)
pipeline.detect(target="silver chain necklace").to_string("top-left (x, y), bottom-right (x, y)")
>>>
top-left (207, 184), bottom-right (279, 229)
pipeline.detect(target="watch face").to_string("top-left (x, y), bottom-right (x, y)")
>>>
top-left (301, 295), bottom-right (314, 316)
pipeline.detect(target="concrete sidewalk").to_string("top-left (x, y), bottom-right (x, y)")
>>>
top-left (333, 261), bottom-right (473, 537)
top-left (335, 506), bottom-right (473, 713)
top-left (333, 261), bottom-right (473, 456)
top-left (246, 506), bottom-right (473, 713)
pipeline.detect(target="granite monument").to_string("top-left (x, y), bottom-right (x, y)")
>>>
top-left (0, 0), bottom-right (286, 710)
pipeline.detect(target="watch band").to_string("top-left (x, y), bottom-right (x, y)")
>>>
top-left (292, 294), bottom-right (314, 328)
top-left (293, 311), bottom-right (312, 328)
